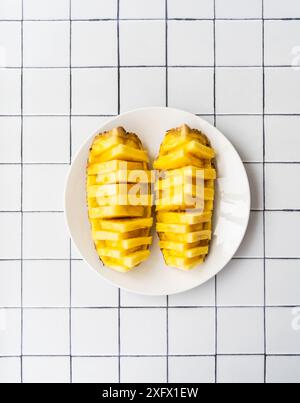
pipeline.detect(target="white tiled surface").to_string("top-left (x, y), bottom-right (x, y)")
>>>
top-left (0, 0), bottom-right (300, 385)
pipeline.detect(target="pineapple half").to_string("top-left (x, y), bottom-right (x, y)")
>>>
top-left (154, 124), bottom-right (216, 271)
top-left (87, 127), bottom-right (153, 273)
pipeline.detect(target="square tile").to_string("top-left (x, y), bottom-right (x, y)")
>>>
top-left (265, 116), bottom-right (300, 162)
top-left (120, 68), bottom-right (166, 112)
top-left (23, 22), bottom-right (70, 67)
top-left (245, 163), bottom-right (264, 210)
top-left (0, 213), bottom-right (21, 259)
top-left (23, 309), bottom-right (69, 355)
top-left (0, 358), bottom-right (21, 384)
top-left (216, 0), bottom-right (262, 18)
top-left (120, 21), bottom-right (165, 66)
top-left (23, 117), bottom-right (70, 163)
top-left (72, 309), bottom-right (118, 355)
top-left (23, 0), bottom-right (70, 19)
top-left (23, 212), bottom-right (69, 259)
top-left (266, 164), bottom-right (300, 210)
top-left (169, 308), bottom-right (215, 355)
top-left (168, 21), bottom-right (214, 66)
top-left (23, 69), bottom-right (69, 115)
top-left (266, 307), bottom-right (300, 354)
top-left (168, 0), bottom-right (214, 19)
top-left (23, 164), bottom-right (68, 211)
top-left (169, 278), bottom-right (215, 307)
top-left (265, 212), bottom-right (300, 258)
top-left (217, 259), bottom-right (264, 306)
top-left (71, 0), bottom-right (117, 20)
top-left (0, 262), bottom-right (21, 308)
top-left (71, 116), bottom-right (110, 158)
top-left (120, 0), bottom-right (165, 18)
top-left (0, 309), bottom-right (21, 356)
top-left (216, 68), bottom-right (263, 114)
top-left (216, 116), bottom-right (263, 162)
top-left (121, 357), bottom-right (166, 383)
top-left (217, 356), bottom-right (264, 384)
top-left (216, 21), bottom-right (262, 66)
top-left (265, 68), bottom-right (300, 114)
top-left (0, 22), bottom-right (21, 67)
top-left (72, 357), bottom-right (118, 383)
top-left (23, 357), bottom-right (70, 383)
top-left (0, 69), bottom-right (21, 115)
top-left (72, 68), bottom-right (117, 115)
top-left (235, 212), bottom-right (264, 258)
top-left (121, 308), bottom-right (166, 355)
top-left (0, 0), bottom-right (22, 20)
top-left (121, 290), bottom-right (166, 307)
top-left (267, 356), bottom-right (300, 384)
top-left (168, 68), bottom-right (214, 114)
top-left (266, 260), bottom-right (300, 306)
top-left (265, 21), bottom-right (300, 66)
top-left (218, 308), bottom-right (265, 354)
top-left (72, 261), bottom-right (118, 307)
top-left (264, 0), bottom-right (300, 18)
top-left (0, 165), bottom-right (21, 211)
top-left (23, 261), bottom-right (70, 308)
top-left (72, 21), bottom-right (117, 67)
top-left (0, 118), bottom-right (21, 163)
top-left (169, 357), bottom-right (215, 384)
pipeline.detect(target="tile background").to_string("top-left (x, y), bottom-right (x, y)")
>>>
top-left (0, 0), bottom-right (299, 384)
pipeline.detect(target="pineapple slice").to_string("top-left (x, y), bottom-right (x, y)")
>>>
top-left (97, 237), bottom-right (152, 250)
top-left (89, 205), bottom-right (146, 219)
top-left (92, 170), bottom-right (153, 185)
top-left (156, 200), bottom-right (214, 212)
top-left (157, 211), bottom-right (212, 225)
top-left (166, 166), bottom-right (216, 180)
top-left (87, 127), bottom-right (153, 272)
top-left (156, 222), bottom-right (207, 234)
top-left (101, 250), bottom-right (151, 273)
top-left (155, 124), bottom-right (216, 271)
top-left (88, 160), bottom-right (144, 175)
top-left (163, 252), bottom-right (205, 271)
top-left (92, 217), bottom-right (153, 233)
top-left (159, 230), bottom-right (212, 243)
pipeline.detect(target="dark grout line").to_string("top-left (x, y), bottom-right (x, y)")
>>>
top-left (68, 2), bottom-right (73, 383)
top-left (1, 305), bottom-right (299, 310)
top-left (3, 17), bottom-right (300, 22)
top-left (165, 0), bottom-right (169, 385)
top-left (2, 257), bottom-right (300, 262)
top-left (213, 0), bottom-right (218, 385)
top-left (262, 0), bottom-right (267, 384)
top-left (20, 0), bottom-right (24, 384)
top-left (3, 64), bottom-right (300, 69)
top-left (116, 0), bottom-right (121, 384)
top-left (2, 113), bottom-right (300, 117)
top-left (1, 353), bottom-right (300, 359)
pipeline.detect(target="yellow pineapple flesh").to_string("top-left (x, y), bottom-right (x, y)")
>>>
top-left (87, 127), bottom-right (153, 272)
top-left (154, 124), bottom-right (216, 271)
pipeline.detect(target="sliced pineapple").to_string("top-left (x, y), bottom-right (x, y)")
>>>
top-left (157, 211), bottom-right (212, 225)
top-left (92, 170), bottom-right (153, 185)
top-left (87, 127), bottom-right (153, 272)
top-left (154, 124), bottom-right (216, 271)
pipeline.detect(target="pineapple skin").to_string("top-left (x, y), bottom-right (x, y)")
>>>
top-left (87, 127), bottom-right (153, 272)
top-left (154, 124), bottom-right (216, 271)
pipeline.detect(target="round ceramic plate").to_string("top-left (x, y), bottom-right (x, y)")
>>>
top-left (65, 107), bottom-right (250, 296)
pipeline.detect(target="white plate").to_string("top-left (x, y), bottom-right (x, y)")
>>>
top-left (65, 107), bottom-right (250, 296)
